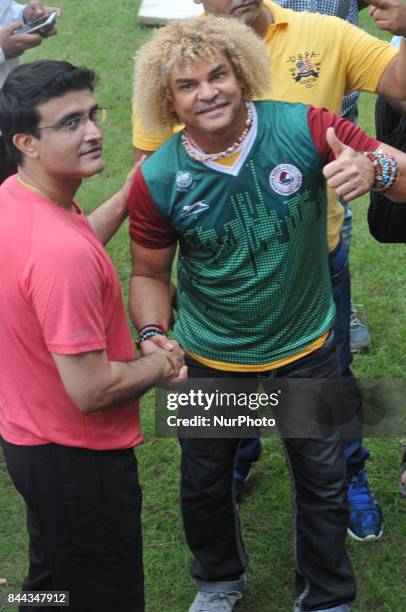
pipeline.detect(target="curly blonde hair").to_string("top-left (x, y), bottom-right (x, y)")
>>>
top-left (134, 15), bottom-right (270, 131)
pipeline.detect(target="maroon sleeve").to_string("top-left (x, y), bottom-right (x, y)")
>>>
top-left (308, 106), bottom-right (381, 165)
top-left (127, 167), bottom-right (178, 249)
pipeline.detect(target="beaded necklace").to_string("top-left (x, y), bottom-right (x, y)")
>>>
top-left (181, 102), bottom-right (253, 163)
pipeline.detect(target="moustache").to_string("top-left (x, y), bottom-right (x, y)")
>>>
top-left (194, 97), bottom-right (230, 115)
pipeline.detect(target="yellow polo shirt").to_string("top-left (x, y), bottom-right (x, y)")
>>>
top-left (132, 1), bottom-right (397, 251)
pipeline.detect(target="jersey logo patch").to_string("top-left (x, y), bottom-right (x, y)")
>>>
top-left (176, 171), bottom-right (196, 192)
top-left (180, 200), bottom-right (210, 218)
top-left (269, 164), bottom-right (303, 196)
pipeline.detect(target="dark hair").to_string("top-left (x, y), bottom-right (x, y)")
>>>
top-left (0, 60), bottom-right (96, 165)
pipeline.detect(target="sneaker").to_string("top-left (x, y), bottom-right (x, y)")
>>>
top-left (347, 469), bottom-right (383, 541)
top-left (350, 304), bottom-right (371, 352)
top-left (189, 576), bottom-right (245, 612)
top-left (189, 591), bottom-right (242, 612)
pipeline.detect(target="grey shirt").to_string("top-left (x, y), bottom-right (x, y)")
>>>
top-left (0, 1), bottom-right (26, 88)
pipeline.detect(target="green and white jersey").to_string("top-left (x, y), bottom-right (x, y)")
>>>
top-left (130, 100), bottom-right (363, 365)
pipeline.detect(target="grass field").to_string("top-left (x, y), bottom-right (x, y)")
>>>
top-left (0, 2), bottom-right (405, 611)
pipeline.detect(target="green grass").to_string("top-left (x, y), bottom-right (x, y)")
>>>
top-left (1, 3), bottom-right (406, 611)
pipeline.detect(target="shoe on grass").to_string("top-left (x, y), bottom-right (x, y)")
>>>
top-left (350, 304), bottom-right (371, 353)
top-left (347, 469), bottom-right (383, 541)
top-left (189, 576), bottom-right (245, 612)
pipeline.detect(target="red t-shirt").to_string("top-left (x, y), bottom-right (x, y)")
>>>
top-left (0, 177), bottom-right (142, 450)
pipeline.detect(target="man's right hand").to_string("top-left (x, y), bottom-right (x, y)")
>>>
top-left (367, 0), bottom-right (406, 35)
top-left (0, 21), bottom-right (42, 59)
top-left (141, 335), bottom-right (187, 384)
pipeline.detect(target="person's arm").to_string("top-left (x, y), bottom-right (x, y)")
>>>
top-left (127, 166), bottom-right (178, 335)
top-left (369, 0), bottom-right (406, 98)
top-left (52, 345), bottom-right (184, 413)
top-left (130, 241), bottom-right (178, 354)
top-left (309, 107), bottom-right (406, 200)
top-left (338, 8), bottom-right (406, 100)
top-left (129, 242), bottom-right (186, 388)
top-left (376, 40), bottom-right (406, 99)
top-left (0, 2), bottom-right (61, 63)
top-left (87, 190), bottom-right (128, 246)
top-left (130, 241), bottom-right (175, 330)
top-left (87, 163), bottom-right (142, 245)
top-left (127, 164), bottom-right (185, 360)
top-left (130, 241), bottom-right (186, 378)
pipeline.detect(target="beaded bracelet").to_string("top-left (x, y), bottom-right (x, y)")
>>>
top-left (363, 151), bottom-right (399, 193)
top-left (138, 324), bottom-right (168, 345)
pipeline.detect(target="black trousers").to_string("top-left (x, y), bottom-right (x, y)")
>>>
top-left (1, 440), bottom-right (144, 612)
top-left (180, 334), bottom-right (356, 611)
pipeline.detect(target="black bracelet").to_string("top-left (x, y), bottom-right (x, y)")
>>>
top-left (138, 324), bottom-right (168, 346)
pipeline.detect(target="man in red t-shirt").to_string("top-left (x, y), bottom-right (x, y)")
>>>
top-left (0, 60), bottom-right (185, 612)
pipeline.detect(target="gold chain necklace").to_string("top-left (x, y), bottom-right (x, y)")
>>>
top-left (16, 175), bottom-right (72, 209)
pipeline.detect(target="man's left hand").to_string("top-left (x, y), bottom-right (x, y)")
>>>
top-left (366, 0), bottom-right (406, 36)
top-left (323, 127), bottom-right (375, 201)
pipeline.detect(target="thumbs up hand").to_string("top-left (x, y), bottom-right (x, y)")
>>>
top-left (322, 128), bottom-right (375, 201)
top-left (325, 127), bottom-right (348, 159)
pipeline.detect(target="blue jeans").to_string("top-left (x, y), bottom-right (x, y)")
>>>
top-left (329, 238), bottom-right (369, 475)
top-left (340, 200), bottom-right (352, 253)
top-left (331, 101), bottom-right (368, 474)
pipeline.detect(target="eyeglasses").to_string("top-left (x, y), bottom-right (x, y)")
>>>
top-left (37, 106), bottom-right (108, 134)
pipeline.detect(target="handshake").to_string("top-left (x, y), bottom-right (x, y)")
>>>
top-left (139, 329), bottom-right (188, 385)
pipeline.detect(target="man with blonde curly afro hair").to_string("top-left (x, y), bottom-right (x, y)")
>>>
top-left (134, 15), bottom-right (269, 133)
top-left (129, 15), bottom-right (406, 612)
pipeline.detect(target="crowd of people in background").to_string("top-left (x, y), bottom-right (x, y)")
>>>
top-left (0, 1), bottom-right (405, 611)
